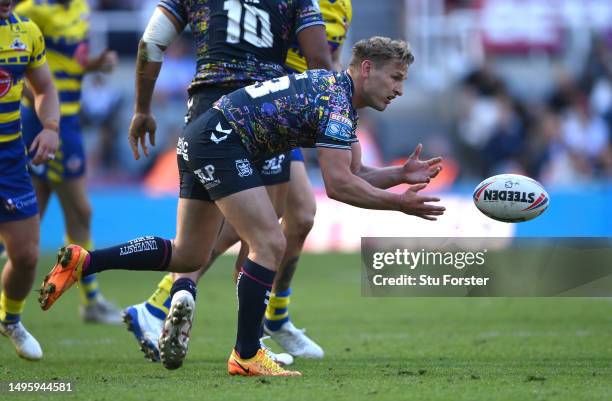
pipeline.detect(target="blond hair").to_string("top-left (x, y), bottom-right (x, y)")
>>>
top-left (349, 37), bottom-right (414, 68)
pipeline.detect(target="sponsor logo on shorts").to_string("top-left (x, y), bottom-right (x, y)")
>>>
top-left (235, 159), bottom-right (253, 178)
top-left (177, 137), bottom-right (189, 161)
top-left (1, 191), bottom-right (37, 213)
top-left (66, 155), bottom-right (83, 174)
top-left (194, 164), bottom-right (221, 189)
top-left (260, 154), bottom-right (285, 175)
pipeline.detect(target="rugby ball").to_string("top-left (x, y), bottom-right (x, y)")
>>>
top-left (473, 174), bottom-right (549, 223)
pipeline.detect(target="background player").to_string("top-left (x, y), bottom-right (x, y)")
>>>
top-left (39, 37), bottom-right (446, 377)
top-left (121, 0), bottom-right (332, 366)
top-left (0, 0), bottom-right (60, 360)
top-left (15, 0), bottom-right (122, 324)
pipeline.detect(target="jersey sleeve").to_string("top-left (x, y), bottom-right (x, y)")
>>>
top-left (295, 0), bottom-right (325, 35)
top-left (158, 0), bottom-right (188, 28)
top-left (315, 91), bottom-right (358, 150)
top-left (27, 21), bottom-right (47, 70)
top-left (14, 0), bottom-right (39, 23)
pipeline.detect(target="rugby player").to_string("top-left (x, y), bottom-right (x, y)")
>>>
top-left (120, 0), bottom-right (332, 367)
top-left (39, 36), bottom-right (445, 376)
top-left (125, 0), bottom-right (356, 364)
top-left (0, 0), bottom-right (60, 360)
top-left (15, 0), bottom-right (122, 324)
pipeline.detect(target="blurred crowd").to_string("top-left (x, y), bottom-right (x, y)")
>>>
top-left (455, 36), bottom-right (612, 186)
top-left (73, 0), bottom-right (612, 189)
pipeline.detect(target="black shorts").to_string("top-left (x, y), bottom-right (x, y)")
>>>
top-left (178, 108), bottom-right (290, 202)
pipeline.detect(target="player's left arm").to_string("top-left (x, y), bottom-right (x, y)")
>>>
top-left (25, 63), bottom-right (60, 165)
top-left (297, 25), bottom-right (333, 70)
top-left (351, 142), bottom-right (443, 189)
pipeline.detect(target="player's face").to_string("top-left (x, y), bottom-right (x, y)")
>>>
top-left (0, 0), bottom-right (12, 19)
top-left (362, 60), bottom-right (407, 111)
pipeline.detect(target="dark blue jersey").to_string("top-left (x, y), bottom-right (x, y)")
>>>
top-left (158, 0), bottom-right (323, 90)
top-left (214, 69), bottom-right (359, 158)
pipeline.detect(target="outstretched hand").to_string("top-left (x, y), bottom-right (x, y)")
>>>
top-left (401, 143), bottom-right (443, 184)
top-left (398, 183), bottom-right (445, 221)
top-left (128, 112), bottom-right (157, 160)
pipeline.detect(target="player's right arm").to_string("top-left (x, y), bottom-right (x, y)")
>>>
top-left (25, 63), bottom-right (60, 165)
top-left (317, 147), bottom-right (445, 220)
top-left (129, 5), bottom-right (184, 160)
top-left (22, 19), bottom-right (60, 165)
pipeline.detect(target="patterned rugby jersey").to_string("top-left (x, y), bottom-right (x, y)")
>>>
top-left (15, 0), bottom-right (90, 116)
top-left (214, 69), bottom-right (358, 158)
top-left (285, 0), bottom-right (352, 73)
top-left (158, 0), bottom-right (323, 90)
top-left (0, 12), bottom-right (46, 143)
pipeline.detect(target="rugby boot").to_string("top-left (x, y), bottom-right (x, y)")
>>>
top-left (227, 348), bottom-right (302, 376)
top-left (39, 245), bottom-right (88, 310)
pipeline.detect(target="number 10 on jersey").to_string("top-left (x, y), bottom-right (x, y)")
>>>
top-left (224, 0), bottom-right (273, 48)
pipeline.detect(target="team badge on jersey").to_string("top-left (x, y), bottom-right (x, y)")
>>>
top-left (10, 38), bottom-right (27, 51)
top-left (325, 112), bottom-right (353, 142)
top-left (235, 159), bottom-right (253, 178)
top-left (0, 68), bottom-right (12, 98)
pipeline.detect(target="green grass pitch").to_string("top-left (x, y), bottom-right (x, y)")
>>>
top-left (1, 253), bottom-right (611, 401)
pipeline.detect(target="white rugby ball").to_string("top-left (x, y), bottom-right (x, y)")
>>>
top-left (473, 174), bottom-right (549, 223)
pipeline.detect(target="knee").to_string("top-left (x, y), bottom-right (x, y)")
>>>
top-left (76, 202), bottom-right (93, 226)
top-left (251, 229), bottom-right (286, 266)
top-left (285, 205), bottom-right (316, 240)
top-left (8, 247), bottom-right (38, 272)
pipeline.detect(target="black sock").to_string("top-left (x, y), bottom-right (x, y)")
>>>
top-left (83, 236), bottom-right (172, 275)
top-left (235, 258), bottom-right (275, 359)
top-left (170, 278), bottom-right (197, 301)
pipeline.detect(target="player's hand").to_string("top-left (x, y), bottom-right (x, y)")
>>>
top-left (128, 112), bottom-right (157, 160)
top-left (401, 143), bottom-right (442, 184)
top-left (29, 128), bottom-right (59, 165)
top-left (398, 183), bottom-right (445, 221)
top-left (93, 49), bottom-right (118, 73)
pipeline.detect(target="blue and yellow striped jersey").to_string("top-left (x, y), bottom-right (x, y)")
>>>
top-left (15, 0), bottom-right (90, 116)
top-left (285, 0), bottom-right (352, 73)
top-left (0, 12), bottom-right (46, 143)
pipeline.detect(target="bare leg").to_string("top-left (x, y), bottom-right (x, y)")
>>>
top-left (0, 216), bottom-right (40, 300)
top-left (51, 176), bottom-right (92, 244)
top-left (232, 182), bottom-right (289, 282)
top-left (274, 162), bottom-right (315, 293)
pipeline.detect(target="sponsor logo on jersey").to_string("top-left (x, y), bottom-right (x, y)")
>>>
top-left (0, 68), bottom-right (12, 98)
top-left (324, 112), bottom-right (353, 142)
top-left (177, 137), bottom-right (189, 161)
top-left (235, 159), bottom-right (253, 178)
top-left (211, 122), bottom-right (232, 144)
